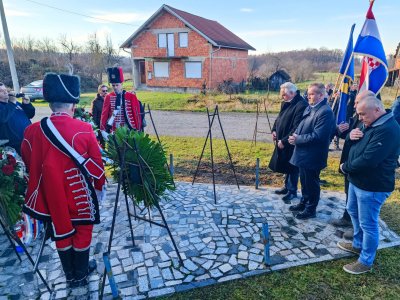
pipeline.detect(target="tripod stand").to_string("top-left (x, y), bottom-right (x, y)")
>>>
top-left (99, 134), bottom-right (183, 299)
top-left (0, 218), bottom-right (52, 296)
top-left (251, 97), bottom-right (273, 147)
top-left (192, 105), bottom-right (240, 204)
top-left (143, 103), bottom-right (175, 187)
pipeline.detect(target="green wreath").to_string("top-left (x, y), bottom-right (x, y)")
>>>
top-left (0, 147), bottom-right (26, 227)
top-left (106, 127), bottom-right (175, 208)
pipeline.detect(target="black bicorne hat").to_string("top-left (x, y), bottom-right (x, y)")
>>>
top-left (43, 73), bottom-right (80, 103)
top-left (107, 67), bottom-right (124, 84)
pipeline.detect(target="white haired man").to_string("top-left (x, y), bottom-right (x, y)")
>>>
top-left (338, 92), bottom-right (400, 274)
top-left (269, 82), bottom-right (308, 203)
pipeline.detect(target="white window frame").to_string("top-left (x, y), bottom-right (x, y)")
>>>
top-left (185, 61), bottom-right (202, 79)
top-left (154, 61), bottom-right (169, 78)
top-left (179, 32), bottom-right (188, 48)
top-left (158, 33), bottom-right (167, 48)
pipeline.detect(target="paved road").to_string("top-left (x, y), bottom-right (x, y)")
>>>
top-left (32, 106), bottom-right (277, 142)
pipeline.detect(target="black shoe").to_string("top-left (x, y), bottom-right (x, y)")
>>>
top-left (275, 187), bottom-right (288, 195)
top-left (70, 277), bottom-right (88, 288)
top-left (282, 192), bottom-right (297, 203)
top-left (289, 203), bottom-right (305, 212)
top-left (331, 217), bottom-right (352, 227)
top-left (296, 210), bottom-right (316, 220)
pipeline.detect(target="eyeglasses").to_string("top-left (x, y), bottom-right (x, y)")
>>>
top-left (101, 90), bottom-right (108, 93)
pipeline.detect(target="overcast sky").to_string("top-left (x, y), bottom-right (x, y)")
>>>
top-left (1, 0), bottom-right (398, 55)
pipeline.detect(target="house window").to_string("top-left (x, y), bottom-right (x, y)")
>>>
top-left (185, 62), bottom-right (202, 78)
top-left (179, 32), bottom-right (188, 48)
top-left (154, 62), bottom-right (169, 77)
top-left (158, 33), bottom-right (167, 48)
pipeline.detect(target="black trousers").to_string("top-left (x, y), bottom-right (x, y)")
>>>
top-left (299, 168), bottom-right (321, 213)
top-left (284, 166), bottom-right (299, 195)
top-left (342, 175), bottom-right (351, 221)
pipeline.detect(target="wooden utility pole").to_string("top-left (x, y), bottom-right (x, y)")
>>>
top-left (0, 0), bottom-right (20, 91)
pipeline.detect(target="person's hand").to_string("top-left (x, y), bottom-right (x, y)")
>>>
top-left (288, 133), bottom-right (297, 145)
top-left (22, 95), bottom-right (30, 104)
top-left (272, 131), bottom-right (277, 141)
top-left (349, 128), bottom-right (363, 140)
top-left (277, 140), bottom-right (284, 149)
top-left (337, 122), bottom-right (349, 133)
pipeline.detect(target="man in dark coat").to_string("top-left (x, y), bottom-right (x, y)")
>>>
top-left (330, 91), bottom-right (367, 238)
top-left (288, 83), bottom-right (335, 220)
top-left (91, 84), bottom-right (108, 128)
top-left (338, 92), bottom-right (400, 274)
top-left (269, 82), bottom-right (308, 203)
top-left (0, 82), bottom-right (35, 154)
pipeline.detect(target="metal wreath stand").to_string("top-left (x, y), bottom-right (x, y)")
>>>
top-left (99, 133), bottom-right (183, 299)
top-left (192, 105), bottom-right (240, 204)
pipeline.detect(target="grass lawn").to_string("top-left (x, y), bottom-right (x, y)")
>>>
top-left (152, 135), bottom-right (400, 300)
top-left (32, 72), bottom-right (399, 114)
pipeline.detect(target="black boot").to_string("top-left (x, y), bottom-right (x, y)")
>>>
top-left (71, 249), bottom-right (97, 288)
top-left (57, 248), bottom-right (74, 286)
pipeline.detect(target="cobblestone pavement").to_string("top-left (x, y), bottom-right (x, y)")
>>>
top-left (1, 182), bottom-right (399, 299)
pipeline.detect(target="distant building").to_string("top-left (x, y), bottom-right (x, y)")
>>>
top-left (268, 70), bottom-right (291, 91)
top-left (387, 42), bottom-right (400, 86)
top-left (120, 4), bottom-right (255, 92)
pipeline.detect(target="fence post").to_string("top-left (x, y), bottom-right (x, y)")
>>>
top-left (169, 153), bottom-right (174, 176)
top-left (255, 157), bottom-right (260, 189)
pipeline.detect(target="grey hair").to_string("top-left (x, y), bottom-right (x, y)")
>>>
top-left (280, 82), bottom-right (297, 93)
top-left (49, 102), bottom-right (74, 112)
top-left (357, 92), bottom-right (384, 110)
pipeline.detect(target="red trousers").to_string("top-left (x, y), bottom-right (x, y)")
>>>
top-left (56, 225), bottom-right (93, 251)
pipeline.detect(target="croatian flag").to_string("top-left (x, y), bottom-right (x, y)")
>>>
top-left (354, 1), bottom-right (388, 94)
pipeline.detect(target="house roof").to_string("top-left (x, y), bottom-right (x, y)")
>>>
top-left (269, 70), bottom-right (291, 80)
top-left (120, 4), bottom-right (255, 51)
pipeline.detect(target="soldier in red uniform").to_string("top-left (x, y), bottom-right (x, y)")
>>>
top-left (21, 73), bottom-right (105, 288)
top-left (100, 67), bottom-right (145, 138)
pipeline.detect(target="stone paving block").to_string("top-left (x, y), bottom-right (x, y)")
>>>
top-left (3, 182), bottom-right (400, 299)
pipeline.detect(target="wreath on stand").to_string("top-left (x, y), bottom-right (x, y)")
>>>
top-left (106, 127), bottom-right (175, 208)
top-left (0, 147), bottom-right (27, 227)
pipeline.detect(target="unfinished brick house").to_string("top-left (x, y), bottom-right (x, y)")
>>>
top-left (120, 4), bottom-right (255, 92)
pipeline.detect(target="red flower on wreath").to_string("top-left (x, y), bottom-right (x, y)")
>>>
top-left (7, 154), bottom-right (17, 166)
top-left (2, 164), bottom-right (15, 175)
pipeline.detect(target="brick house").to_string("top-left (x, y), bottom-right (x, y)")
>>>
top-left (120, 4), bottom-right (255, 92)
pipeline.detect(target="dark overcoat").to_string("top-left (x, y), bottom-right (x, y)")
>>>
top-left (289, 99), bottom-right (335, 170)
top-left (269, 93), bottom-right (308, 173)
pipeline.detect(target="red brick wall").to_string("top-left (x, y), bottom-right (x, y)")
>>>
top-left (209, 47), bottom-right (248, 89)
top-left (130, 11), bottom-right (249, 90)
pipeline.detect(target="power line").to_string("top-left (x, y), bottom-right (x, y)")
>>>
top-left (21, 0), bottom-right (141, 28)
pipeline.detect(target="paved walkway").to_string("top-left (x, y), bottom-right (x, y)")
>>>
top-left (32, 107), bottom-right (276, 142)
top-left (1, 182), bottom-right (399, 299)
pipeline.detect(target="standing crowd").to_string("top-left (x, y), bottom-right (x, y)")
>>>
top-left (0, 68), bottom-right (399, 291)
top-left (270, 81), bottom-right (400, 274)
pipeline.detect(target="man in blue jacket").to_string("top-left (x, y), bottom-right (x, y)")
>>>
top-left (337, 92), bottom-right (400, 275)
top-left (288, 83), bottom-right (335, 220)
top-left (0, 82), bottom-right (35, 153)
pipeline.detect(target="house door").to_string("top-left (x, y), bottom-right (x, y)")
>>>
top-left (167, 33), bottom-right (174, 57)
top-left (139, 61), bottom-right (146, 84)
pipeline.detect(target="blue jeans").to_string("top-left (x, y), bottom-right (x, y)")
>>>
top-left (346, 183), bottom-right (391, 266)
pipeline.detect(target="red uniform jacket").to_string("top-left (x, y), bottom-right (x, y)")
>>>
top-left (100, 91), bottom-right (143, 132)
top-left (21, 113), bottom-right (105, 240)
